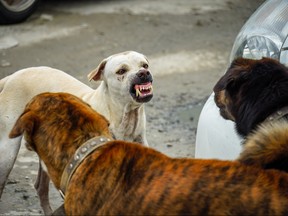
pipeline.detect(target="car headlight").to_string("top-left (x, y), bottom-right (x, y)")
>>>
top-left (229, 0), bottom-right (288, 65)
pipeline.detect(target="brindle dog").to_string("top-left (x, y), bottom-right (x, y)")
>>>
top-left (9, 92), bottom-right (288, 215)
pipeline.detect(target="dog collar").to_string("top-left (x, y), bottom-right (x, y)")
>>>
top-left (264, 106), bottom-right (288, 123)
top-left (59, 136), bottom-right (111, 199)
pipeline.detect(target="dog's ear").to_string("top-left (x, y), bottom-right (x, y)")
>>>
top-left (9, 110), bottom-right (37, 139)
top-left (221, 58), bottom-right (252, 90)
top-left (87, 59), bottom-right (107, 82)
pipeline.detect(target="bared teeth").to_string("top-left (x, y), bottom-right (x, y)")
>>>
top-left (135, 83), bottom-right (153, 98)
top-left (136, 88), bottom-right (142, 97)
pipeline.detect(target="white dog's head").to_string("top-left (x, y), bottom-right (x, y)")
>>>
top-left (88, 51), bottom-right (153, 104)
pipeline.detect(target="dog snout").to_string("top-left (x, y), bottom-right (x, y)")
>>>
top-left (137, 69), bottom-right (151, 80)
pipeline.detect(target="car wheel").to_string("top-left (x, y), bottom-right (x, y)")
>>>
top-left (0, 0), bottom-right (41, 24)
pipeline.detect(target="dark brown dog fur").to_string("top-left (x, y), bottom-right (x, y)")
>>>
top-left (9, 92), bottom-right (288, 215)
top-left (214, 57), bottom-right (288, 137)
top-left (214, 57), bottom-right (288, 172)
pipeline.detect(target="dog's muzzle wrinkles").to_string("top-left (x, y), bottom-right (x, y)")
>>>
top-left (130, 69), bottom-right (153, 103)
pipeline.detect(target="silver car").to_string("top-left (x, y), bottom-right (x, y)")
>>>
top-left (195, 0), bottom-right (288, 159)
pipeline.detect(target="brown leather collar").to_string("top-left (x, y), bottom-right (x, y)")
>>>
top-left (264, 106), bottom-right (288, 123)
top-left (59, 136), bottom-right (111, 199)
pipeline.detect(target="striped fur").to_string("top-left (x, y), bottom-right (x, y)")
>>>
top-left (239, 120), bottom-right (288, 172)
top-left (9, 92), bottom-right (288, 215)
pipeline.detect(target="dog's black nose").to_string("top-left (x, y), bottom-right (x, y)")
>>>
top-left (137, 69), bottom-right (151, 80)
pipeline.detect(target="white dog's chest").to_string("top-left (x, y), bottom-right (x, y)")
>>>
top-left (112, 109), bottom-right (143, 141)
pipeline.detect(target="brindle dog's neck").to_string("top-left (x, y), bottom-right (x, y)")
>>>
top-left (40, 132), bottom-right (108, 189)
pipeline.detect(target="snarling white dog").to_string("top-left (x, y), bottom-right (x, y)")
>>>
top-left (0, 51), bottom-right (153, 215)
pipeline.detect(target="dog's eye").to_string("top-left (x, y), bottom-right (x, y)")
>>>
top-left (116, 68), bottom-right (127, 75)
top-left (143, 63), bottom-right (149, 69)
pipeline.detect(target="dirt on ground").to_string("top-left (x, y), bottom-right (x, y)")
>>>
top-left (0, 0), bottom-right (263, 214)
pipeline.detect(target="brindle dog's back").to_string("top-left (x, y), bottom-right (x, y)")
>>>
top-left (66, 141), bottom-right (288, 216)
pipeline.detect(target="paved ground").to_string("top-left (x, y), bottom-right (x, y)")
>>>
top-left (0, 0), bottom-right (263, 214)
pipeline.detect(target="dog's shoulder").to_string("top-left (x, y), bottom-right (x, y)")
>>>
top-left (238, 120), bottom-right (288, 172)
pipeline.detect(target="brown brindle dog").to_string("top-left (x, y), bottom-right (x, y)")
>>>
top-left (9, 92), bottom-right (288, 216)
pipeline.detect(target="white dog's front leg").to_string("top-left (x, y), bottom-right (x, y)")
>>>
top-left (0, 136), bottom-right (22, 198)
top-left (134, 134), bottom-right (149, 146)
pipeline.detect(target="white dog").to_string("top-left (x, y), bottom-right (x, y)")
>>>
top-left (0, 51), bottom-right (153, 215)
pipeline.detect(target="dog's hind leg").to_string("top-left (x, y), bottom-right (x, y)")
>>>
top-left (34, 161), bottom-right (52, 215)
top-left (0, 137), bottom-right (21, 199)
top-left (0, 76), bottom-right (23, 199)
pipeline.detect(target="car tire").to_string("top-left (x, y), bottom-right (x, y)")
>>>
top-left (0, 0), bottom-right (41, 24)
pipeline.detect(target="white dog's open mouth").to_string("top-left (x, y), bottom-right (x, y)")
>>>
top-left (131, 82), bottom-right (153, 103)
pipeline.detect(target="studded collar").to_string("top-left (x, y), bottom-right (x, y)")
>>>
top-left (264, 106), bottom-right (288, 123)
top-left (59, 136), bottom-right (111, 199)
